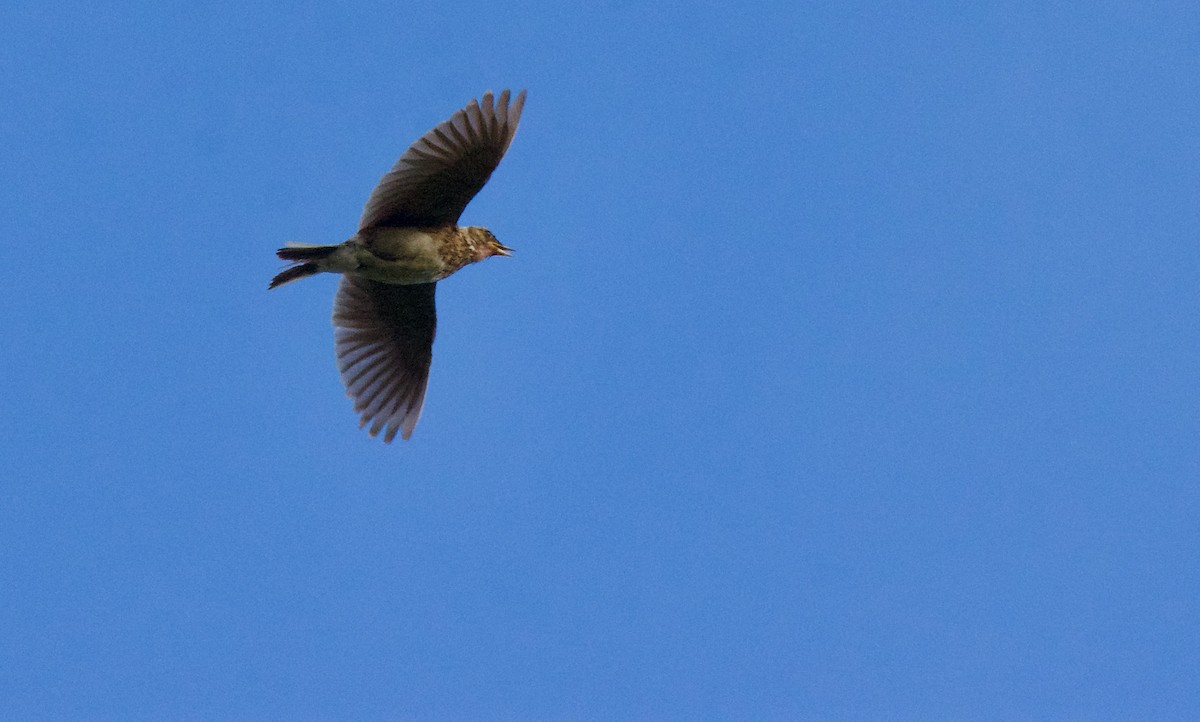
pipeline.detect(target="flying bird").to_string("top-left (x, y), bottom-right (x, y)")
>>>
top-left (270, 90), bottom-right (526, 442)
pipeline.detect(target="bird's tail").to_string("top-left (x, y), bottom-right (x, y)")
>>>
top-left (269, 243), bottom-right (339, 289)
top-left (277, 243), bottom-right (340, 263)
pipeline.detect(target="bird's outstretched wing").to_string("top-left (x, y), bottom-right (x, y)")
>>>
top-left (359, 89), bottom-right (527, 230)
top-left (333, 277), bottom-right (437, 442)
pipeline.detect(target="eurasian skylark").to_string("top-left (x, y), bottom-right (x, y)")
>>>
top-left (270, 89), bottom-right (526, 442)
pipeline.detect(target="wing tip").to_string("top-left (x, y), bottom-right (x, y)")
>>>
top-left (480, 88), bottom-right (526, 115)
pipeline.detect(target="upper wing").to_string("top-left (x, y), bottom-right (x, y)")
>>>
top-left (333, 276), bottom-right (437, 443)
top-left (359, 89), bottom-right (527, 230)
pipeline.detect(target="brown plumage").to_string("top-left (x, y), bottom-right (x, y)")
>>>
top-left (270, 90), bottom-right (526, 442)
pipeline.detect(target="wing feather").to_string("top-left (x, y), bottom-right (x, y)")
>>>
top-left (332, 277), bottom-right (437, 442)
top-left (358, 89), bottom-right (527, 230)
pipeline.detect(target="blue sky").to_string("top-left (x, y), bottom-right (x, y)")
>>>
top-left (2, 1), bottom-right (1197, 718)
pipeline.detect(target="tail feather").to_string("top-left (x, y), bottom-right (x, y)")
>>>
top-left (269, 262), bottom-right (322, 289)
top-left (277, 244), bottom-right (339, 262)
top-left (270, 244), bottom-right (341, 289)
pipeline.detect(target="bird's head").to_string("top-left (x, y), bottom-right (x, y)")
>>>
top-left (469, 228), bottom-right (513, 262)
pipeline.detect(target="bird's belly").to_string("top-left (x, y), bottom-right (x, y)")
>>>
top-left (355, 258), bottom-right (444, 284)
top-left (354, 228), bottom-right (448, 284)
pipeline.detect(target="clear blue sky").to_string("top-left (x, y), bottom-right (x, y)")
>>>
top-left (2, 1), bottom-right (1197, 719)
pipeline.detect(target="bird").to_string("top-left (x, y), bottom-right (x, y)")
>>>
top-left (269, 89), bottom-right (526, 443)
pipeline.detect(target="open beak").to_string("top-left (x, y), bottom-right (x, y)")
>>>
top-left (495, 243), bottom-right (514, 257)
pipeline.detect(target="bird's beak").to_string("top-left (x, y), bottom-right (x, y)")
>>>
top-left (495, 244), bottom-right (514, 257)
